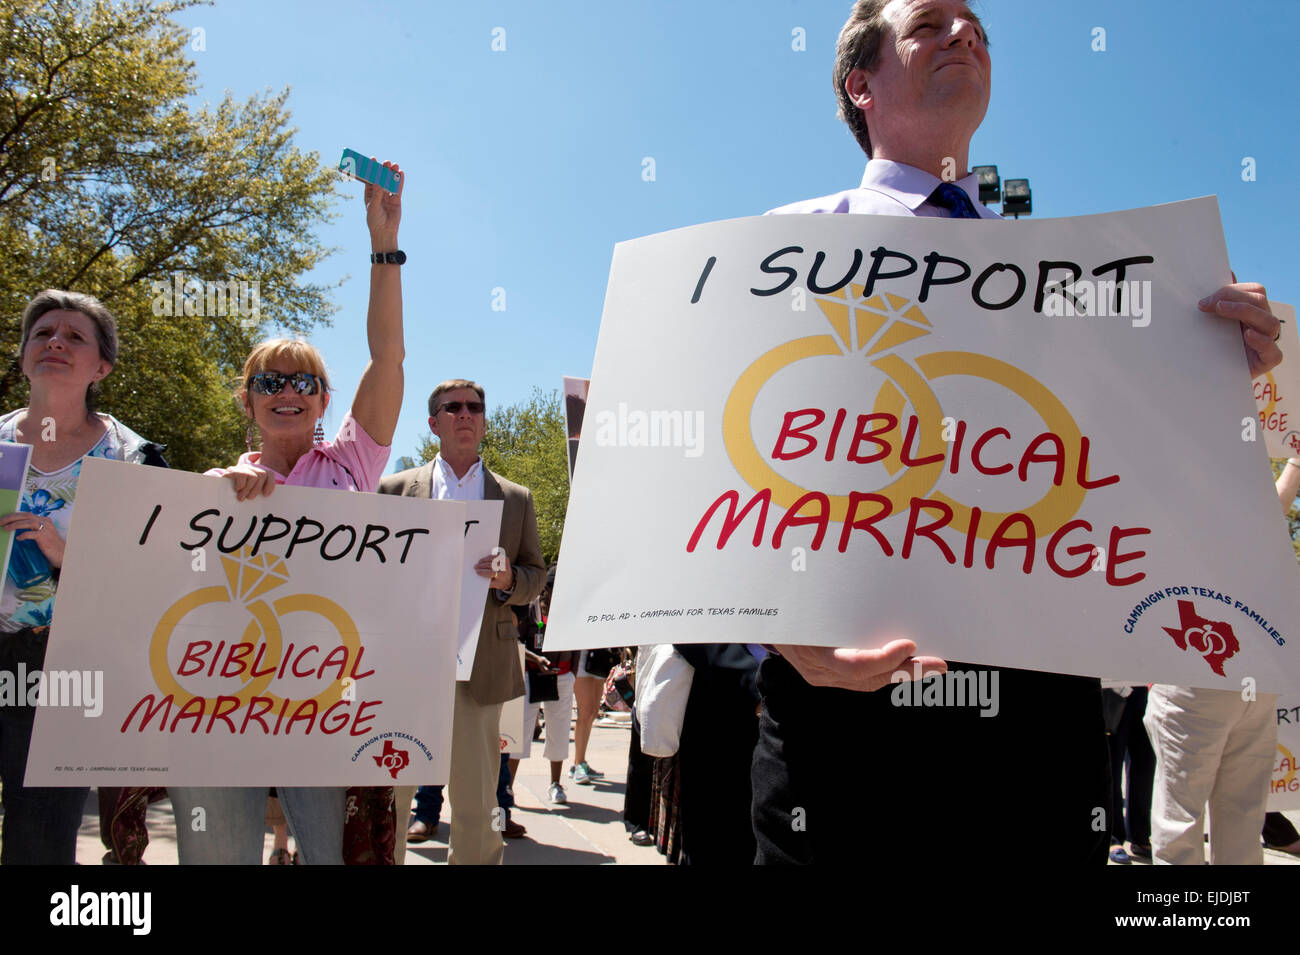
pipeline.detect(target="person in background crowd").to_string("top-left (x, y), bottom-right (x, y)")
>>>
top-left (572, 647), bottom-right (612, 784)
top-left (168, 161), bottom-right (405, 865)
top-left (512, 570), bottom-right (577, 808)
top-left (404, 784), bottom-right (444, 846)
top-left (0, 288), bottom-right (168, 864)
top-left (623, 703), bottom-right (656, 847)
top-left (381, 378), bottom-right (545, 865)
top-left (1145, 457), bottom-right (1300, 865)
top-left (1102, 683), bottom-right (1154, 864)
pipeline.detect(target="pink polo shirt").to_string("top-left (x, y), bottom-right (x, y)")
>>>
top-left (206, 411), bottom-right (390, 492)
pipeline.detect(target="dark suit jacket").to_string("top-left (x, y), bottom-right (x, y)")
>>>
top-left (378, 461), bottom-right (545, 705)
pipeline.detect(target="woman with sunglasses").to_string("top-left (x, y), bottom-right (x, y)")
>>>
top-left (168, 161), bottom-right (405, 865)
top-left (0, 289), bottom-right (168, 865)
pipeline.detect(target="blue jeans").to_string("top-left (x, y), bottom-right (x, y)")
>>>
top-left (412, 785), bottom-right (443, 826)
top-left (0, 706), bottom-right (87, 864)
top-left (168, 786), bottom-right (346, 864)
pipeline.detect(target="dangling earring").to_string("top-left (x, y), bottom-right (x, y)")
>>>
top-left (245, 422), bottom-right (256, 452)
top-left (314, 420), bottom-right (325, 443)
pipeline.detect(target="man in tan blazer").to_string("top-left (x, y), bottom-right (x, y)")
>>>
top-left (379, 379), bottom-right (545, 864)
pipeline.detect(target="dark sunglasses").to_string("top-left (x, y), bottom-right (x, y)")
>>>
top-left (438, 400), bottom-right (485, 415)
top-left (248, 371), bottom-right (323, 396)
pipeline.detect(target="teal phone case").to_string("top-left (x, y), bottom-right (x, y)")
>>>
top-left (339, 149), bottom-right (401, 193)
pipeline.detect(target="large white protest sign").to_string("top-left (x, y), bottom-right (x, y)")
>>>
top-left (1271, 698), bottom-right (1300, 812)
top-left (455, 499), bottom-right (503, 680)
top-left (25, 458), bottom-right (464, 786)
top-left (1252, 302), bottom-right (1299, 459)
top-left (548, 199), bottom-right (1300, 692)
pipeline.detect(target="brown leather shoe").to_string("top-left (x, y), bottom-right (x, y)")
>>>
top-left (406, 820), bottom-right (438, 844)
top-left (503, 819), bottom-right (527, 839)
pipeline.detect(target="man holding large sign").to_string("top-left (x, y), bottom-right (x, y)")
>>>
top-left (751, 0), bottom-right (1283, 869)
top-left (548, 0), bottom-right (1293, 865)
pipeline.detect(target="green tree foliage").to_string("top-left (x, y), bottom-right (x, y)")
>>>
top-left (416, 387), bottom-right (570, 563)
top-left (0, 0), bottom-right (341, 471)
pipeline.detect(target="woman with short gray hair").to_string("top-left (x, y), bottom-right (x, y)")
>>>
top-left (0, 288), bottom-right (166, 864)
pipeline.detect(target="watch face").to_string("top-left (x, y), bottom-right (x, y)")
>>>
top-left (392, 250), bottom-right (407, 265)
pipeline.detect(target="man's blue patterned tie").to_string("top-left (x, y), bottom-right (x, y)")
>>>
top-left (929, 182), bottom-right (981, 219)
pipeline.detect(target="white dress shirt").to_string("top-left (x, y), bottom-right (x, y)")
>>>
top-left (431, 453), bottom-right (485, 501)
top-left (767, 159), bottom-right (1002, 219)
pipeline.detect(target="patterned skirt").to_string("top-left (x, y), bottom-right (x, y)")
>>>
top-left (647, 755), bottom-right (682, 865)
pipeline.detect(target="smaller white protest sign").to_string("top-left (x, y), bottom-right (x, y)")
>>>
top-left (455, 499), bottom-right (503, 680)
top-left (1271, 697), bottom-right (1300, 812)
top-left (27, 459), bottom-right (464, 786)
top-left (1252, 302), bottom-right (1299, 459)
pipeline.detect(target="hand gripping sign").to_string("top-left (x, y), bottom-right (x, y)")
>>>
top-left (548, 201), bottom-right (1300, 693)
top-left (26, 459), bottom-right (466, 786)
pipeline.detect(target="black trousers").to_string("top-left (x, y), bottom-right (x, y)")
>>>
top-left (1107, 687), bottom-right (1155, 846)
top-left (751, 654), bottom-right (1111, 864)
top-left (624, 718), bottom-right (654, 832)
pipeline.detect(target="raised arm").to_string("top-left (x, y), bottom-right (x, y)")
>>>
top-left (351, 160), bottom-right (405, 446)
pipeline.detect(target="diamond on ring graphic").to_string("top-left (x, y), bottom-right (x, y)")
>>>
top-left (221, 547), bottom-right (290, 603)
top-left (813, 285), bottom-right (932, 358)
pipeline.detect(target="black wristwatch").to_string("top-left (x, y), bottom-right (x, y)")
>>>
top-left (370, 250), bottom-right (406, 265)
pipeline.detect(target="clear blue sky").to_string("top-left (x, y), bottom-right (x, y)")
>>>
top-left (183, 0), bottom-right (1300, 466)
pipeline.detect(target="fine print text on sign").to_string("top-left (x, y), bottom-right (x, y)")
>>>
top-left (27, 459), bottom-right (465, 786)
top-left (549, 199), bottom-right (1300, 693)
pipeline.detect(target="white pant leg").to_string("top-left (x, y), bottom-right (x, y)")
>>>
top-left (1145, 685), bottom-right (1235, 865)
top-left (519, 697), bottom-right (541, 760)
top-left (1207, 692), bottom-right (1276, 865)
top-left (542, 670), bottom-right (576, 763)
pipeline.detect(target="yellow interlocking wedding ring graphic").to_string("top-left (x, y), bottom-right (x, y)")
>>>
top-left (151, 548), bottom-right (360, 709)
top-left (722, 287), bottom-right (1089, 537)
